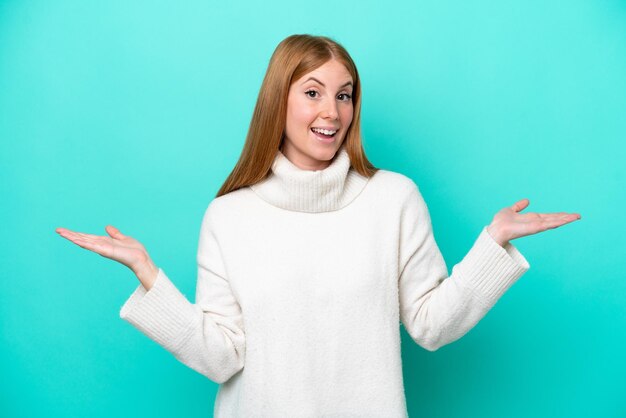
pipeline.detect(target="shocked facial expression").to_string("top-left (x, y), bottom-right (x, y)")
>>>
top-left (281, 59), bottom-right (354, 171)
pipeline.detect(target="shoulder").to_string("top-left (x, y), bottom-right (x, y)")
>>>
top-left (365, 169), bottom-right (430, 221)
top-left (367, 168), bottom-right (421, 199)
top-left (200, 187), bottom-right (255, 226)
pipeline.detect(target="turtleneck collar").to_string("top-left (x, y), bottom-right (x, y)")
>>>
top-left (249, 144), bottom-right (370, 213)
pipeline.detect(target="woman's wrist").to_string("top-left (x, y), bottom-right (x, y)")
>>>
top-left (486, 224), bottom-right (509, 247)
top-left (133, 258), bottom-right (159, 291)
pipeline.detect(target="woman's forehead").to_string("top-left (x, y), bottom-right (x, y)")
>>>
top-left (295, 60), bottom-right (353, 86)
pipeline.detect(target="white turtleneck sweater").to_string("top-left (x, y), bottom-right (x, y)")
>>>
top-left (120, 144), bottom-right (530, 417)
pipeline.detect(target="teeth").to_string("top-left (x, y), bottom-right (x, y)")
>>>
top-left (312, 127), bottom-right (337, 136)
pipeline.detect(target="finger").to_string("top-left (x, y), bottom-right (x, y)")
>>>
top-left (59, 233), bottom-right (92, 246)
top-left (59, 230), bottom-right (108, 248)
top-left (57, 229), bottom-right (83, 242)
top-left (74, 231), bottom-right (101, 239)
top-left (547, 219), bottom-right (574, 229)
top-left (72, 238), bottom-right (92, 249)
top-left (59, 230), bottom-right (94, 241)
top-left (105, 225), bottom-right (125, 239)
top-left (79, 234), bottom-right (115, 250)
top-left (539, 213), bottom-right (580, 221)
top-left (511, 198), bottom-right (530, 213)
top-left (58, 233), bottom-right (77, 243)
top-left (536, 213), bottom-right (567, 220)
top-left (56, 227), bottom-right (79, 237)
top-left (538, 215), bottom-right (580, 231)
top-left (558, 214), bottom-right (581, 223)
top-left (547, 212), bottom-right (577, 218)
top-left (73, 238), bottom-right (106, 255)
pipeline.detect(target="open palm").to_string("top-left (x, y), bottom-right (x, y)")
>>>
top-left (487, 198), bottom-right (581, 246)
top-left (55, 225), bottom-right (150, 273)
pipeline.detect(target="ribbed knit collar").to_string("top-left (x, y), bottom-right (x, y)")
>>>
top-left (249, 144), bottom-right (370, 213)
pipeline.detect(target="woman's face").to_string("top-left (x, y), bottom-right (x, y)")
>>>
top-left (282, 59), bottom-right (354, 171)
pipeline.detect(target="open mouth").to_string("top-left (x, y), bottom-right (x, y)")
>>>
top-left (310, 127), bottom-right (338, 140)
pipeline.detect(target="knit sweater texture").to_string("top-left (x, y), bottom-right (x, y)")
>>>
top-left (120, 143), bottom-right (530, 417)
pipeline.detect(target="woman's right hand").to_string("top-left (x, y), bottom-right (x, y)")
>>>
top-left (55, 225), bottom-right (159, 290)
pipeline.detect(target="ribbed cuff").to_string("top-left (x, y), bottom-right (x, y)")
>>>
top-left (454, 226), bottom-right (530, 305)
top-left (119, 268), bottom-right (201, 353)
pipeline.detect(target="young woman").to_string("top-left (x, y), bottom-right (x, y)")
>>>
top-left (56, 34), bottom-right (581, 417)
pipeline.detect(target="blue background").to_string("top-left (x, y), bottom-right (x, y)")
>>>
top-left (1, 1), bottom-right (624, 417)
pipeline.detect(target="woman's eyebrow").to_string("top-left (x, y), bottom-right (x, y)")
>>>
top-left (301, 77), bottom-right (353, 89)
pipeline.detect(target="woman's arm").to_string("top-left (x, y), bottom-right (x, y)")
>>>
top-left (118, 206), bottom-right (245, 384)
top-left (397, 182), bottom-right (578, 352)
top-left (56, 206), bottom-right (246, 384)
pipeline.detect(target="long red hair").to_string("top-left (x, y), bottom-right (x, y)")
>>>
top-left (216, 34), bottom-right (378, 198)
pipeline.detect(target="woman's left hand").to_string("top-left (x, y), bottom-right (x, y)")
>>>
top-left (486, 198), bottom-right (581, 247)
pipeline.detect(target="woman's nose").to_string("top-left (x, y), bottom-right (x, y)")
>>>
top-left (321, 99), bottom-right (338, 119)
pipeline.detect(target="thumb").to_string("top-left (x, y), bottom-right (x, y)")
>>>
top-left (511, 198), bottom-right (530, 213)
top-left (105, 225), bottom-right (125, 239)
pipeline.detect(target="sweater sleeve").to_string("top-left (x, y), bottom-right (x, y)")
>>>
top-left (119, 205), bottom-right (245, 384)
top-left (398, 182), bottom-right (530, 351)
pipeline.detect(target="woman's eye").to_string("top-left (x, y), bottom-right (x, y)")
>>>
top-left (305, 90), bottom-right (352, 101)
